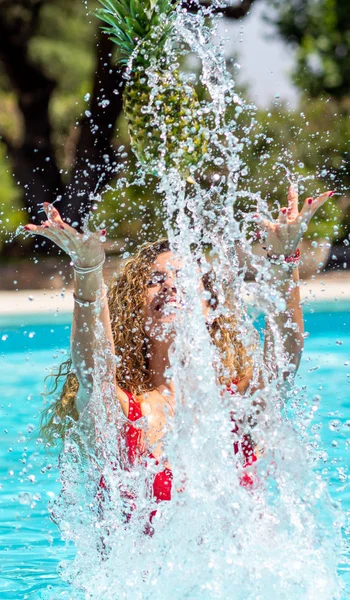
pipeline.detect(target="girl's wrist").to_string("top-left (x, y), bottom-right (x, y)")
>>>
top-left (265, 247), bottom-right (300, 279)
top-left (73, 268), bottom-right (105, 302)
top-left (74, 283), bottom-right (108, 309)
top-left (72, 255), bottom-right (105, 273)
top-left (265, 247), bottom-right (301, 266)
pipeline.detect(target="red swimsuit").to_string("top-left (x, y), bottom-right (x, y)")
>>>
top-left (98, 390), bottom-right (173, 527)
top-left (124, 390), bottom-right (173, 504)
top-left (99, 388), bottom-right (257, 518)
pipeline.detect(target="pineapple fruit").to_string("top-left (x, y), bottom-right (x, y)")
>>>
top-left (96, 0), bottom-right (208, 177)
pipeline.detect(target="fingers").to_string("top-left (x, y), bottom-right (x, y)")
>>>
top-left (43, 202), bottom-right (63, 224)
top-left (43, 203), bottom-right (66, 229)
top-left (95, 228), bottom-right (107, 239)
top-left (279, 207), bottom-right (287, 225)
top-left (253, 213), bottom-right (273, 231)
top-left (287, 184), bottom-right (299, 218)
top-left (300, 190), bottom-right (334, 222)
top-left (299, 196), bottom-right (314, 221)
top-left (23, 222), bottom-right (61, 242)
top-left (43, 203), bottom-right (82, 240)
top-left (314, 190), bottom-right (335, 208)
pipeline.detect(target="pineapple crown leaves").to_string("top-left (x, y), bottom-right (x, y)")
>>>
top-left (95, 0), bottom-right (179, 65)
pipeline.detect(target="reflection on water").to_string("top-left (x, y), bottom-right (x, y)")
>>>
top-left (0, 309), bottom-right (348, 598)
top-left (1, 1), bottom-right (349, 598)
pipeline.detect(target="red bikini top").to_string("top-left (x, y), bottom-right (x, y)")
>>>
top-left (124, 389), bottom-right (143, 465)
top-left (124, 386), bottom-right (256, 468)
top-left (124, 390), bottom-right (172, 503)
top-left (99, 386), bottom-right (256, 528)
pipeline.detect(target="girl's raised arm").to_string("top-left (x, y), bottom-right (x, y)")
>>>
top-left (257, 186), bottom-right (334, 380)
top-left (23, 203), bottom-right (129, 419)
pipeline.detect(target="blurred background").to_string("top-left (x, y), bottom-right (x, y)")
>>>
top-left (0, 0), bottom-right (349, 290)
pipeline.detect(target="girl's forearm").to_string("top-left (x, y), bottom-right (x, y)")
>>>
top-left (71, 268), bottom-right (115, 395)
top-left (264, 265), bottom-right (304, 376)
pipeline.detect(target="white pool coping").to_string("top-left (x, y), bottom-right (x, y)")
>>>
top-left (0, 271), bottom-right (349, 323)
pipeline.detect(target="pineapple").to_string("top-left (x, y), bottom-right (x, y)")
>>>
top-left (95, 0), bottom-right (208, 177)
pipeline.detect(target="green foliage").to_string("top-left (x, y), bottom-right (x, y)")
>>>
top-left (0, 0), bottom-right (348, 251)
top-left (235, 96), bottom-right (349, 240)
top-left (266, 0), bottom-right (350, 99)
top-left (87, 138), bottom-right (167, 245)
top-left (0, 143), bottom-right (23, 251)
top-left (89, 95), bottom-right (349, 245)
top-left (0, 0), bottom-right (99, 163)
top-left (0, 0), bottom-right (100, 249)
top-left (30, 0), bottom-right (98, 149)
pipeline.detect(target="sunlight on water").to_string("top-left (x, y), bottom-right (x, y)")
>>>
top-left (3, 2), bottom-right (346, 599)
top-left (35, 4), bottom-right (348, 599)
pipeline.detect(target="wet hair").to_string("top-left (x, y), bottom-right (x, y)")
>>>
top-left (40, 239), bottom-right (253, 445)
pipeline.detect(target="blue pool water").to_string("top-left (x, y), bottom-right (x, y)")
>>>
top-left (0, 303), bottom-right (349, 599)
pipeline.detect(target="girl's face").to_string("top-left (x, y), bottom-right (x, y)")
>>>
top-left (144, 251), bottom-right (210, 341)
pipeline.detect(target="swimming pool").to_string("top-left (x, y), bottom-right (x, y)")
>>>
top-left (0, 303), bottom-right (349, 599)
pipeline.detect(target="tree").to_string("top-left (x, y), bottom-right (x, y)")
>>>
top-left (0, 0), bottom-right (123, 246)
top-left (266, 0), bottom-right (350, 99)
top-left (264, 0), bottom-right (350, 241)
top-left (0, 0), bottom-right (257, 257)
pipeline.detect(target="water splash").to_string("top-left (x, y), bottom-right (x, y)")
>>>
top-left (51, 4), bottom-right (345, 599)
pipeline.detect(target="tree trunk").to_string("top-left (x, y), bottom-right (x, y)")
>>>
top-left (0, 3), bottom-right (64, 256)
top-left (0, 6), bottom-right (125, 255)
top-left (61, 32), bottom-right (125, 226)
top-left (0, 0), bottom-right (257, 258)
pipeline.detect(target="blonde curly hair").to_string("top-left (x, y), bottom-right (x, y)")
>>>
top-left (41, 239), bottom-right (253, 445)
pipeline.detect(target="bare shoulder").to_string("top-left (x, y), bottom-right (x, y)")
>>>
top-left (236, 368), bottom-right (253, 394)
top-left (115, 386), bottom-right (160, 418)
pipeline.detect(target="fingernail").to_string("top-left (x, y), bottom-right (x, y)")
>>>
top-left (307, 197), bottom-right (313, 205)
top-left (101, 229), bottom-right (107, 235)
top-left (59, 224), bottom-right (65, 230)
top-left (328, 191), bottom-right (335, 197)
top-left (24, 225), bottom-right (31, 230)
top-left (281, 208), bottom-right (287, 214)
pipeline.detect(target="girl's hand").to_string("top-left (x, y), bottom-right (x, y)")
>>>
top-left (22, 203), bottom-right (106, 268)
top-left (256, 185), bottom-right (334, 258)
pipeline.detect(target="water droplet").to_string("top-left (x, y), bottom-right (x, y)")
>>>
top-left (18, 492), bottom-right (32, 505)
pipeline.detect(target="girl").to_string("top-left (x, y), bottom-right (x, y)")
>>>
top-left (23, 186), bottom-right (334, 512)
